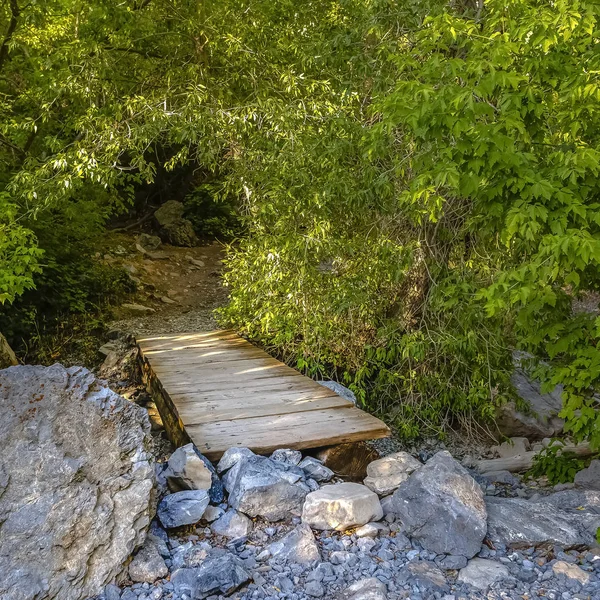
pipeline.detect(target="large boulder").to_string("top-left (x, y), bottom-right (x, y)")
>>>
top-left (302, 483), bottom-right (383, 531)
top-left (223, 452), bottom-right (309, 521)
top-left (0, 365), bottom-right (154, 600)
top-left (485, 496), bottom-right (600, 548)
top-left (154, 200), bottom-right (198, 247)
top-left (496, 356), bottom-right (564, 439)
top-left (390, 451), bottom-right (487, 558)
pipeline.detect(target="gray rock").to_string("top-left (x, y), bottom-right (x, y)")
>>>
top-left (486, 496), bottom-right (600, 548)
top-left (574, 459), bottom-right (600, 490)
top-left (0, 365), bottom-right (154, 600)
top-left (154, 200), bottom-right (198, 247)
top-left (316, 380), bottom-right (357, 404)
top-left (542, 488), bottom-right (600, 512)
top-left (225, 454), bottom-right (308, 521)
top-left (338, 578), bottom-right (387, 600)
top-left (305, 581), bottom-right (325, 597)
top-left (355, 522), bottom-right (389, 538)
top-left (216, 447), bottom-right (255, 474)
top-left (171, 550), bottom-right (249, 598)
top-left (302, 482), bottom-right (382, 531)
top-left (210, 509), bottom-right (253, 539)
top-left (104, 584), bottom-right (121, 600)
top-left (267, 524), bottom-right (321, 564)
top-left (437, 555), bottom-right (468, 570)
top-left (457, 558), bottom-right (510, 590)
top-left (202, 506), bottom-right (224, 523)
top-left (271, 448), bottom-right (303, 465)
top-left (398, 561), bottom-right (449, 594)
top-left (136, 233), bottom-right (162, 252)
top-left (483, 470), bottom-right (521, 486)
top-left (164, 444), bottom-right (212, 492)
top-left (120, 303), bottom-right (156, 315)
top-left (391, 451), bottom-right (487, 558)
top-left (491, 437), bottom-right (530, 458)
top-left (552, 560), bottom-right (591, 584)
top-left (299, 457), bottom-right (334, 482)
top-left (157, 490), bottom-right (209, 528)
top-left (129, 539), bottom-right (168, 583)
top-left (497, 361), bottom-right (564, 439)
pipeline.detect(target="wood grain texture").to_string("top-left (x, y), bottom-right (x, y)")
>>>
top-left (138, 330), bottom-right (390, 460)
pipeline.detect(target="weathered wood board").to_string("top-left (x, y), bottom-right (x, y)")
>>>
top-left (138, 330), bottom-right (390, 460)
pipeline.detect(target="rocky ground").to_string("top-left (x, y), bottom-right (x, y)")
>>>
top-left (88, 442), bottom-right (600, 600)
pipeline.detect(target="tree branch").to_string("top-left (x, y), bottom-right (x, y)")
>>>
top-left (0, 0), bottom-right (20, 72)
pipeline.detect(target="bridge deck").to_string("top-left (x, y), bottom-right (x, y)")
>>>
top-left (138, 330), bottom-right (390, 460)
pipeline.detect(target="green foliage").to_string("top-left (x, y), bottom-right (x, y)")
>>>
top-left (528, 441), bottom-right (590, 485)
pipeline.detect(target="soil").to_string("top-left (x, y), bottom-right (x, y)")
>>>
top-left (103, 232), bottom-right (228, 336)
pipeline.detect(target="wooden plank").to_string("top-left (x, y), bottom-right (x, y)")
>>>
top-left (175, 393), bottom-right (351, 424)
top-left (170, 387), bottom-right (339, 405)
top-left (187, 407), bottom-right (390, 460)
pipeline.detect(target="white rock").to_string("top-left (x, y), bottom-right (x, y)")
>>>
top-left (364, 452), bottom-right (422, 496)
top-left (129, 539), bottom-right (168, 583)
top-left (164, 444), bottom-right (212, 492)
top-left (210, 509), bottom-right (253, 539)
top-left (301, 483), bottom-right (383, 531)
top-left (202, 506), bottom-right (225, 523)
top-left (267, 523), bottom-right (320, 564)
top-left (339, 577), bottom-right (387, 599)
top-left (271, 448), bottom-right (303, 465)
top-left (491, 437), bottom-right (530, 458)
top-left (355, 522), bottom-right (390, 538)
top-left (457, 558), bottom-right (510, 590)
top-left (552, 560), bottom-right (591, 584)
top-left (216, 447), bottom-right (256, 473)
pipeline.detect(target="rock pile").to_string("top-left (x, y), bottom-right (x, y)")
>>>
top-left (88, 442), bottom-right (600, 600)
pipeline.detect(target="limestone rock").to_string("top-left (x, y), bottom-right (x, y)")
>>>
top-left (128, 539), bottom-right (168, 583)
top-left (210, 509), bottom-right (253, 539)
top-left (315, 442), bottom-right (380, 481)
top-left (397, 561), bottom-right (449, 594)
top-left (491, 437), bottom-right (530, 458)
top-left (225, 454), bottom-right (309, 521)
top-left (390, 451), bottom-right (487, 558)
top-left (164, 443), bottom-right (223, 502)
top-left (267, 524), bottom-right (321, 564)
top-left (485, 496), bottom-right (600, 548)
top-left (299, 456), bottom-right (334, 483)
top-left (496, 364), bottom-right (564, 439)
top-left (552, 560), bottom-right (591, 584)
top-left (154, 200), bottom-right (198, 247)
top-left (217, 447), bottom-right (256, 473)
top-left (121, 303), bottom-right (156, 315)
top-left (0, 332), bottom-right (18, 368)
top-left (338, 577), bottom-right (387, 600)
top-left (316, 380), bottom-right (357, 405)
top-left (271, 448), bottom-right (303, 465)
top-left (157, 490), bottom-right (209, 529)
top-left (171, 550), bottom-right (249, 598)
top-left (136, 233), bottom-right (162, 252)
top-left (202, 506), bottom-right (225, 523)
top-left (302, 482), bottom-right (383, 531)
top-left (355, 522), bottom-right (389, 538)
top-left (574, 459), bottom-right (600, 490)
top-left (458, 558), bottom-right (510, 590)
top-left (364, 452), bottom-right (422, 496)
top-left (0, 364), bottom-right (154, 600)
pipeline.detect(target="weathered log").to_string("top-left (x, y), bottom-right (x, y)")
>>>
top-left (476, 442), bottom-right (593, 474)
top-left (0, 332), bottom-right (17, 369)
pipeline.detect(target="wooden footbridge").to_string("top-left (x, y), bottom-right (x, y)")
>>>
top-left (138, 330), bottom-right (389, 461)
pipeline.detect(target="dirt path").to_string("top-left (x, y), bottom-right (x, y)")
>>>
top-left (104, 233), bottom-right (228, 336)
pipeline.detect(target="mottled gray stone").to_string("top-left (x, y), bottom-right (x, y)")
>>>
top-left (316, 380), bottom-right (357, 404)
top-left (154, 200), bottom-right (198, 247)
top-left (216, 447), bottom-right (256, 474)
top-left (398, 561), bottom-right (449, 593)
top-left (338, 577), bottom-right (387, 600)
top-left (157, 490), bottom-right (209, 529)
top-left (363, 452), bottom-right (422, 496)
top-left (129, 539), bottom-right (168, 583)
top-left (457, 558), bottom-right (510, 590)
top-left (299, 457), bottom-right (334, 483)
top-left (391, 451), bottom-right (486, 558)
top-left (171, 550), bottom-right (249, 598)
top-left (0, 365), bottom-right (154, 600)
top-left (267, 524), bottom-right (321, 564)
top-left (271, 448), bottom-right (303, 466)
top-left (574, 460), bottom-right (600, 490)
top-left (210, 509), bottom-right (253, 539)
top-left (225, 454), bottom-right (308, 521)
top-left (164, 444), bottom-right (212, 492)
top-left (486, 496), bottom-right (600, 548)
